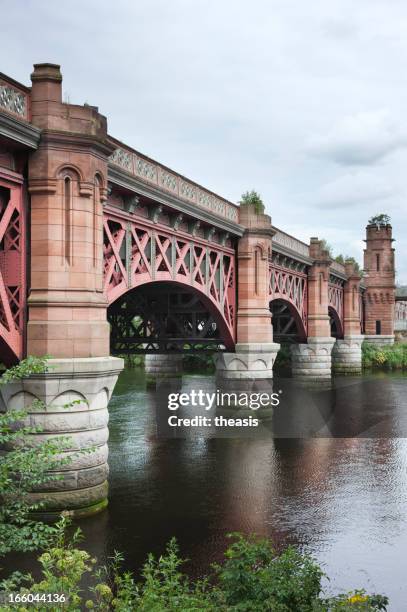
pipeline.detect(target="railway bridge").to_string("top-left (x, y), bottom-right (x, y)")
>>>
top-left (0, 64), bottom-right (397, 514)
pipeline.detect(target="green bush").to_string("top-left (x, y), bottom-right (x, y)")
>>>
top-left (239, 190), bottom-right (265, 214)
top-left (0, 357), bottom-right (79, 555)
top-left (362, 342), bottom-right (407, 370)
top-left (0, 529), bottom-right (388, 611)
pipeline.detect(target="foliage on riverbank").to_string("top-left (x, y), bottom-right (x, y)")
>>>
top-left (362, 342), bottom-right (407, 370)
top-left (0, 522), bottom-right (388, 611)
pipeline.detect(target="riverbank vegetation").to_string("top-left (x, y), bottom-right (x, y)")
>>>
top-left (362, 341), bottom-right (407, 370)
top-left (0, 357), bottom-right (389, 610)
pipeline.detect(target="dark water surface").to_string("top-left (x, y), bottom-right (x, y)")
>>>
top-left (76, 369), bottom-right (407, 610)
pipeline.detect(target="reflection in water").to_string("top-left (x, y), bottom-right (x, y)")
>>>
top-left (77, 369), bottom-right (407, 610)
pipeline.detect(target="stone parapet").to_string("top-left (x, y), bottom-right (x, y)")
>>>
top-left (332, 334), bottom-right (364, 374)
top-left (0, 356), bottom-right (123, 517)
top-left (290, 337), bottom-right (335, 382)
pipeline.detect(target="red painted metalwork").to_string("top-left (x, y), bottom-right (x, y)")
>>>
top-left (103, 207), bottom-right (236, 342)
top-left (269, 262), bottom-right (308, 336)
top-left (359, 291), bottom-right (365, 333)
top-left (328, 276), bottom-right (344, 331)
top-left (0, 172), bottom-right (25, 364)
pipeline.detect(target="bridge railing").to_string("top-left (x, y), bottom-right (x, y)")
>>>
top-left (272, 228), bottom-right (310, 258)
top-left (0, 73), bottom-right (30, 121)
top-left (108, 140), bottom-right (239, 224)
top-left (330, 259), bottom-right (346, 275)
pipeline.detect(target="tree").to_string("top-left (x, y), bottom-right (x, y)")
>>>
top-left (368, 214), bottom-right (391, 226)
top-left (335, 255), bottom-right (361, 273)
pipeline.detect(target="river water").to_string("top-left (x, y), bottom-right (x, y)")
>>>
top-left (76, 369), bottom-right (407, 609)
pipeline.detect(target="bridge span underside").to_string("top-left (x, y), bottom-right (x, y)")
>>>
top-left (108, 282), bottom-right (233, 353)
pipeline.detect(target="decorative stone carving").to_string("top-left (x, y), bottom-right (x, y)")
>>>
top-left (150, 204), bottom-right (163, 224)
top-left (273, 229), bottom-right (310, 257)
top-left (171, 213), bottom-right (183, 230)
top-left (136, 157), bottom-right (157, 182)
top-left (109, 148), bottom-right (133, 172)
top-left (160, 169), bottom-right (178, 192)
top-left (179, 180), bottom-right (196, 201)
top-left (0, 83), bottom-right (27, 117)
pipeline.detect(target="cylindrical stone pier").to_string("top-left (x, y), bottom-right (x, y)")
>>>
top-left (290, 337), bottom-right (335, 382)
top-left (332, 261), bottom-right (364, 373)
top-left (145, 354), bottom-right (183, 387)
top-left (0, 357), bottom-right (123, 517)
top-left (332, 335), bottom-right (364, 374)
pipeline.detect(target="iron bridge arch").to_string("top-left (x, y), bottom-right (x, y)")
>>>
top-left (103, 208), bottom-right (236, 353)
top-left (108, 281), bottom-right (234, 353)
top-left (269, 254), bottom-right (308, 342)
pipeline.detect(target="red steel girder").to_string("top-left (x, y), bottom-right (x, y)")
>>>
top-left (0, 173), bottom-right (25, 364)
top-left (103, 209), bottom-right (236, 342)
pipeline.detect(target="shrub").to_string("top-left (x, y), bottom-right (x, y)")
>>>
top-left (239, 190), bottom-right (265, 214)
top-left (362, 342), bottom-right (407, 370)
top-left (0, 530), bottom-right (388, 611)
top-left (0, 357), bottom-right (77, 555)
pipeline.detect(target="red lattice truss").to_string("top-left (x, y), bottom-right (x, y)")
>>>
top-left (269, 263), bottom-right (308, 334)
top-left (0, 176), bottom-right (25, 364)
top-left (328, 277), bottom-right (344, 326)
top-left (103, 209), bottom-right (236, 341)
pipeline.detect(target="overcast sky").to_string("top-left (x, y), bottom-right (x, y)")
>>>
top-left (2, 0), bottom-right (407, 282)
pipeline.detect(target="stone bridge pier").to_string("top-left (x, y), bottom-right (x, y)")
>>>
top-left (290, 239), bottom-right (336, 382)
top-left (331, 261), bottom-right (364, 374)
top-left (4, 64), bottom-right (124, 516)
top-left (214, 201), bottom-right (280, 388)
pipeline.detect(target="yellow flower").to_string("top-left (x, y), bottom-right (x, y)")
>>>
top-left (348, 593), bottom-right (369, 603)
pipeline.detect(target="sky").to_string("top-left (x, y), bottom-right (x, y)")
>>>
top-left (2, 0), bottom-right (407, 282)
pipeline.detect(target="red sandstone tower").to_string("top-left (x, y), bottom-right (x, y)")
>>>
top-left (363, 220), bottom-right (395, 344)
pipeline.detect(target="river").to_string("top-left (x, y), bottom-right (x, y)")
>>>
top-left (73, 368), bottom-right (407, 610)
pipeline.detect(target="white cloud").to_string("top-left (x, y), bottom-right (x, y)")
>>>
top-left (312, 170), bottom-right (396, 209)
top-left (1, 0), bottom-right (407, 281)
top-left (307, 110), bottom-right (407, 165)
